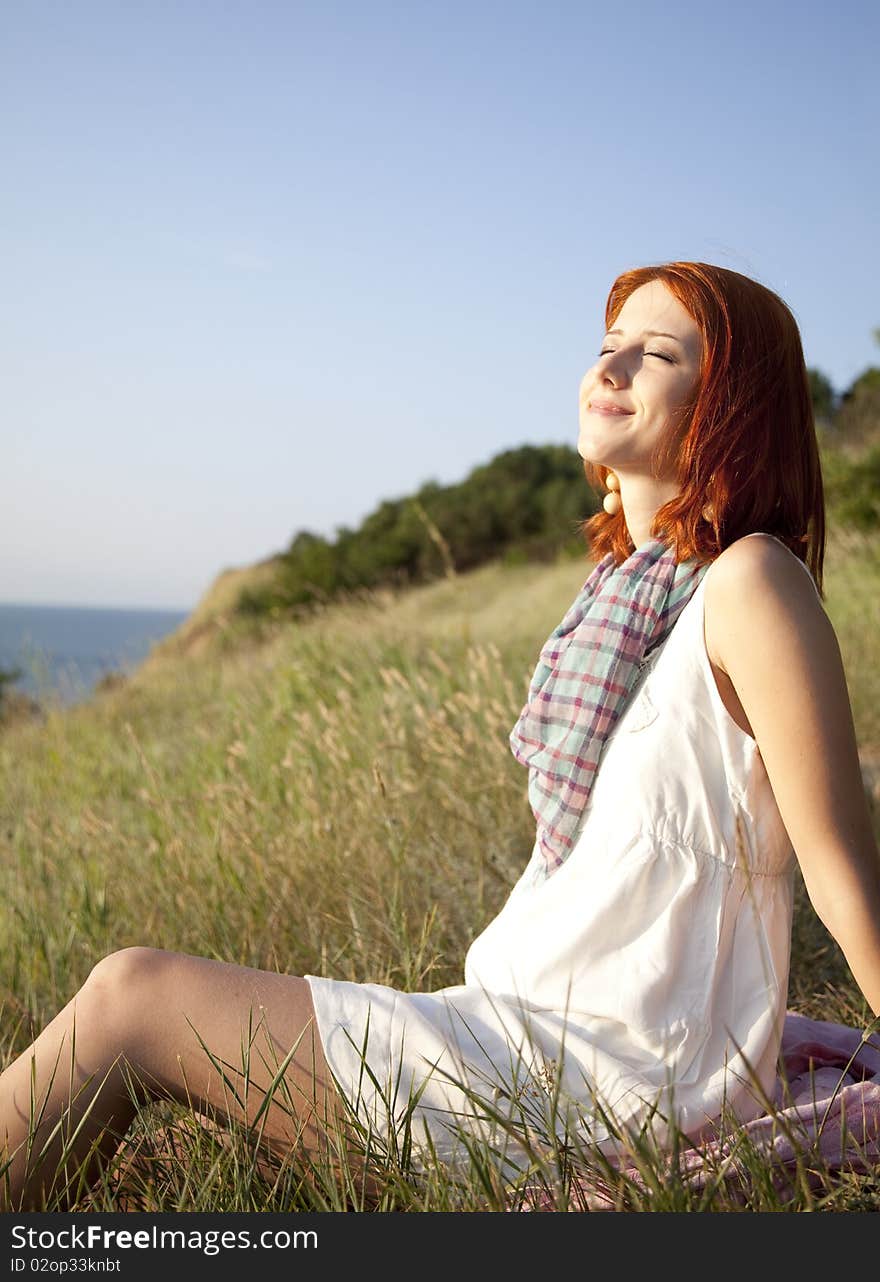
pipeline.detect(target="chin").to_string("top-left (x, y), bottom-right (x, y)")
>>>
top-left (576, 432), bottom-right (594, 462)
top-left (577, 436), bottom-right (609, 466)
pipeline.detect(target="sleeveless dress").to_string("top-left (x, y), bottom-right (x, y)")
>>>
top-left (305, 533), bottom-right (821, 1174)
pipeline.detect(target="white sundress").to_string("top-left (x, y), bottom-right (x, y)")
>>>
top-left (305, 533), bottom-right (820, 1175)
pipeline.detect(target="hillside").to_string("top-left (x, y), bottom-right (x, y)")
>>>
top-left (142, 553), bottom-right (288, 663)
top-left (1, 531), bottom-right (879, 1210)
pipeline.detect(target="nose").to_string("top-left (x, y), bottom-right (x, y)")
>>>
top-left (581, 347), bottom-right (632, 403)
top-left (597, 348), bottom-right (630, 387)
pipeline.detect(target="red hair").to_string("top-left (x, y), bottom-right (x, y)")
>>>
top-left (581, 261), bottom-right (826, 597)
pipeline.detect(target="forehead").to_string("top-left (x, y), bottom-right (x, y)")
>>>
top-left (612, 281), bottom-right (700, 346)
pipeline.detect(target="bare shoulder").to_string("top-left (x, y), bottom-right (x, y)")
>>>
top-left (704, 534), bottom-right (825, 676)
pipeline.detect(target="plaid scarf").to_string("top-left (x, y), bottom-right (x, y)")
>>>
top-left (509, 537), bottom-right (710, 880)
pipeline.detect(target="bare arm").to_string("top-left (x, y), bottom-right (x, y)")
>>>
top-left (707, 534), bottom-right (880, 1018)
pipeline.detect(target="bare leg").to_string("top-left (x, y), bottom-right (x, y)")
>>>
top-left (0, 948), bottom-right (361, 1210)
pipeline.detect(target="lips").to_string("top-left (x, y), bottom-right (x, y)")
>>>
top-left (587, 400), bottom-right (633, 415)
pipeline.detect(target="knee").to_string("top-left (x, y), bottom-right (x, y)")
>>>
top-left (81, 947), bottom-right (173, 1030)
top-left (87, 945), bottom-right (169, 991)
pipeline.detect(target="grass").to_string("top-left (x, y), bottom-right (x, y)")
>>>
top-left (1, 529), bottom-right (879, 1211)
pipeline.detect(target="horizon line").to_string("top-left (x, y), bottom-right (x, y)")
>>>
top-left (0, 598), bottom-right (193, 615)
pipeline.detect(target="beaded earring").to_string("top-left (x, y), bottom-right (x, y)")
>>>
top-left (603, 471), bottom-right (622, 515)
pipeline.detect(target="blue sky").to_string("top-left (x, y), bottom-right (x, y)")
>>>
top-left (3, 0), bottom-right (878, 609)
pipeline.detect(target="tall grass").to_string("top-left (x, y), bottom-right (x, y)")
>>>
top-left (1, 535), bottom-right (879, 1210)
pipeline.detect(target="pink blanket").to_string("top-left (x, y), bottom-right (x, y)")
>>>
top-left (518, 1010), bottom-right (880, 1210)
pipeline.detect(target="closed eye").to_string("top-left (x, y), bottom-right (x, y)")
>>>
top-left (598, 347), bottom-right (676, 363)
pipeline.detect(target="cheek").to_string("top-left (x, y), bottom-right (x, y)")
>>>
top-left (645, 383), bottom-right (680, 421)
top-left (581, 360), bottom-right (607, 399)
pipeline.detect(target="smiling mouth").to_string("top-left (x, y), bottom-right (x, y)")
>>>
top-left (587, 403), bottom-right (633, 416)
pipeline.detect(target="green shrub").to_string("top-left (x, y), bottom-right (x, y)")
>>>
top-left (242, 445), bottom-right (601, 618)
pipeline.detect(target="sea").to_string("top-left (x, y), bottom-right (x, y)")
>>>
top-left (0, 602), bottom-right (190, 707)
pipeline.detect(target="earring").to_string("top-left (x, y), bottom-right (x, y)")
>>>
top-left (603, 471), bottom-right (622, 515)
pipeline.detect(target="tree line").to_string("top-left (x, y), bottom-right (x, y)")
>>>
top-left (238, 359), bottom-right (880, 619)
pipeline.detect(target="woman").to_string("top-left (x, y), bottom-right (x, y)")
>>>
top-left (3, 261), bottom-right (879, 1209)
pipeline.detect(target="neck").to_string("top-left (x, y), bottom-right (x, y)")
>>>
top-left (615, 474), bottom-right (680, 548)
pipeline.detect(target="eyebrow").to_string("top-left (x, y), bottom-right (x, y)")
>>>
top-left (606, 328), bottom-right (686, 345)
